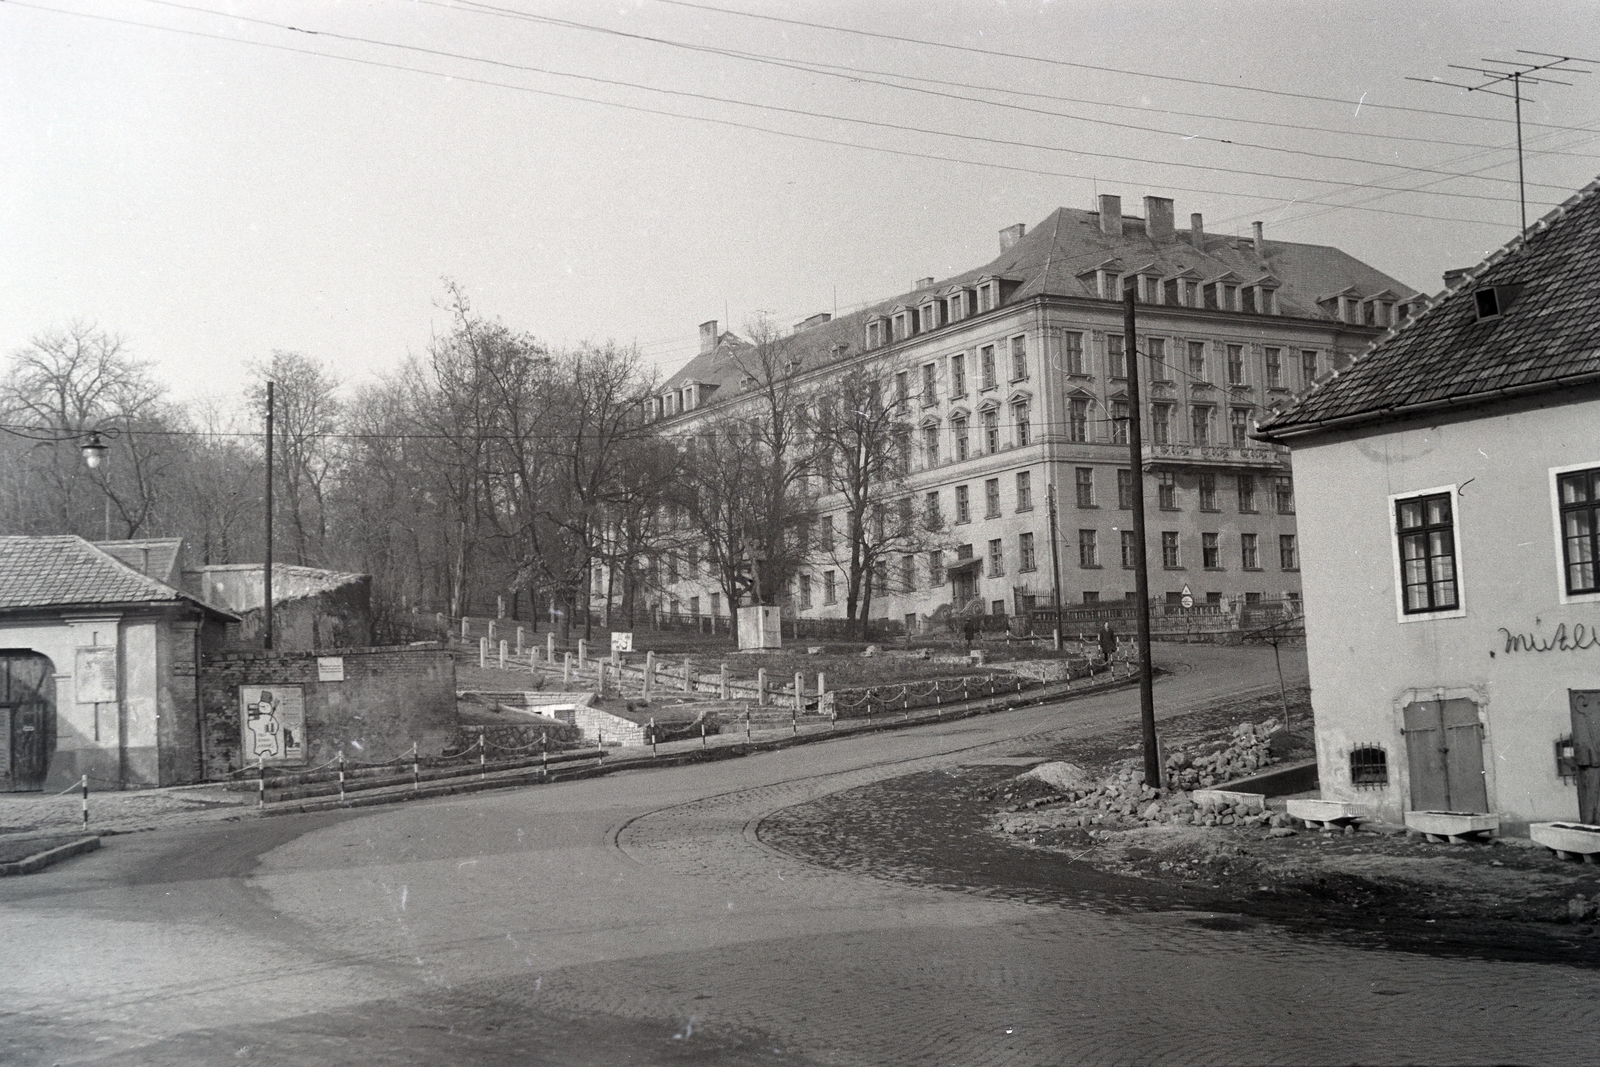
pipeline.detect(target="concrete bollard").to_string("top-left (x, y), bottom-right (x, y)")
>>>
top-left (461, 616), bottom-right (471, 638)
top-left (683, 658), bottom-right (693, 693)
top-left (578, 639), bottom-right (587, 668)
top-left (757, 668), bottom-right (768, 706)
top-left (497, 594), bottom-right (505, 619)
top-left (488, 620), bottom-right (497, 641)
top-left (516, 626), bottom-right (525, 654)
top-left (817, 672), bottom-right (826, 698)
top-left (720, 663), bottom-right (730, 700)
top-left (547, 633), bottom-right (555, 663)
top-left (795, 671), bottom-right (804, 713)
top-left (563, 652), bottom-right (572, 685)
top-left (499, 639), bottom-right (508, 670)
top-left (479, 636), bottom-right (488, 668)
top-left (436, 612), bottom-right (446, 634)
top-left (644, 651), bottom-right (655, 700)
top-left (596, 660), bottom-right (606, 695)
top-left (1053, 628), bottom-right (1061, 652)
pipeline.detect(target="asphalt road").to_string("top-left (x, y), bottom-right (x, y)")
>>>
top-left (3, 645), bottom-right (1597, 1066)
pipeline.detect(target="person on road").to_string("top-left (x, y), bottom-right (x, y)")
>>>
top-left (1098, 621), bottom-right (1118, 662)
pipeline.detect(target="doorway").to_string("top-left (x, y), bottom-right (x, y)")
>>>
top-left (0, 652), bottom-right (56, 792)
top-left (1402, 698), bottom-right (1488, 813)
top-left (1570, 690), bottom-right (1600, 824)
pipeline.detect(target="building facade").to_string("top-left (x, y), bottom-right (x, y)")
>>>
top-left (650, 193), bottom-right (1420, 627)
top-left (1257, 177), bottom-right (1600, 833)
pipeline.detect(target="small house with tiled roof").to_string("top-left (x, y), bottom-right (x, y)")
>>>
top-left (640, 192), bottom-right (1418, 630)
top-left (0, 535), bottom-right (234, 791)
top-left (1256, 176), bottom-right (1600, 837)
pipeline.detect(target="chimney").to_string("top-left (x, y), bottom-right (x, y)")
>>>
top-left (999, 223), bottom-right (1026, 251)
top-left (698, 319), bottom-right (719, 355)
top-left (793, 312), bottom-right (832, 332)
top-left (1252, 221), bottom-right (1265, 255)
top-left (1097, 194), bottom-right (1122, 237)
top-left (1443, 267), bottom-right (1472, 290)
top-left (1190, 212), bottom-right (1205, 245)
top-left (915, 277), bottom-right (934, 290)
top-left (1143, 196), bottom-right (1175, 241)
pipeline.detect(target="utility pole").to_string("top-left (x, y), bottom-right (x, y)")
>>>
top-left (264, 380), bottom-right (274, 651)
top-left (1046, 482), bottom-right (1063, 643)
top-left (1123, 286), bottom-right (1160, 788)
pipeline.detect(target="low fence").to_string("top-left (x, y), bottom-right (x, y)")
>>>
top-left (828, 653), bottom-right (1136, 720)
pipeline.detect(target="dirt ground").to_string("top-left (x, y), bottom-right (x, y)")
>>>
top-left (761, 686), bottom-right (1600, 968)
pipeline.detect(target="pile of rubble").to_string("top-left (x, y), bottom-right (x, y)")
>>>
top-left (1000, 759), bottom-right (1296, 833)
top-left (1162, 719), bottom-right (1281, 790)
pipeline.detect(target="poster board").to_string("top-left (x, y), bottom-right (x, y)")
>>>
top-left (610, 632), bottom-right (633, 653)
top-left (74, 646), bottom-right (118, 704)
top-left (240, 685), bottom-right (308, 765)
top-left (316, 656), bottom-right (345, 682)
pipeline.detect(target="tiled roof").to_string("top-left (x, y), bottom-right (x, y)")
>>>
top-left (661, 203), bottom-right (1419, 398)
top-left (0, 535), bottom-right (216, 613)
top-left (1258, 177), bottom-right (1600, 439)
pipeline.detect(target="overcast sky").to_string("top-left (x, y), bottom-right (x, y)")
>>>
top-left (4, 0), bottom-right (1598, 408)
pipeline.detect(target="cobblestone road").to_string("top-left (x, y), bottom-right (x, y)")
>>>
top-left (3, 645), bottom-right (1596, 1065)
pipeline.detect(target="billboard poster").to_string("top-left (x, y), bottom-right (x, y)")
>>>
top-left (74, 646), bottom-right (118, 704)
top-left (239, 685), bottom-right (307, 765)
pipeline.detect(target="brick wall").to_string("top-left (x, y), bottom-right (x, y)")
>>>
top-left (200, 644), bottom-right (456, 778)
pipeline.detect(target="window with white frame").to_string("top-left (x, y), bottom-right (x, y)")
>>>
top-left (983, 408), bottom-right (1000, 454)
top-left (955, 484), bottom-right (971, 524)
top-left (1226, 344), bottom-right (1245, 385)
top-left (952, 416), bottom-right (969, 461)
top-left (1078, 529), bottom-right (1098, 568)
top-left (985, 478), bottom-right (1001, 519)
top-left (923, 423), bottom-right (940, 467)
top-left (1264, 347), bottom-right (1283, 388)
top-left (1557, 465), bottom-right (1600, 597)
top-left (1395, 491), bottom-right (1459, 615)
top-left (980, 345), bottom-right (997, 389)
top-left (1013, 400), bottom-right (1030, 446)
top-left (1187, 340), bottom-right (1206, 381)
top-left (1147, 337), bottom-right (1170, 381)
top-left (1110, 399), bottom-right (1129, 445)
top-left (1075, 467), bottom-right (1095, 508)
top-left (1010, 336), bottom-right (1028, 380)
top-left (988, 538), bottom-right (1005, 577)
top-left (1019, 532), bottom-right (1037, 572)
top-left (1016, 471), bottom-right (1032, 511)
top-left (922, 362), bottom-right (937, 405)
top-left (1064, 331), bottom-right (1086, 375)
top-left (1069, 397), bottom-right (1089, 443)
top-left (1108, 335), bottom-right (1127, 378)
top-left (951, 353), bottom-right (967, 397)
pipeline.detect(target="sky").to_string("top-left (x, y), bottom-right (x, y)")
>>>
top-left (4, 0), bottom-right (1598, 411)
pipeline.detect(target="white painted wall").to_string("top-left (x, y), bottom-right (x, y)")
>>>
top-left (1292, 392), bottom-right (1600, 831)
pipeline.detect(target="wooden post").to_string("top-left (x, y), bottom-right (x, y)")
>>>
top-left (720, 662), bottom-right (730, 700)
top-left (683, 658), bottom-right (694, 693)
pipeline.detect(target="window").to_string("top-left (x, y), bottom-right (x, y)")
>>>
top-left (1265, 347), bottom-right (1283, 388)
top-left (953, 416), bottom-right (969, 461)
top-left (1558, 466), bottom-right (1600, 595)
top-left (1241, 532), bottom-right (1260, 570)
top-left (1237, 474), bottom-right (1257, 513)
top-left (1226, 344), bottom-right (1245, 386)
top-left (922, 363), bottom-right (938, 405)
top-left (1350, 747), bottom-right (1388, 788)
top-left (1013, 401), bottom-right (1031, 447)
top-left (821, 514), bottom-right (835, 551)
top-left (711, 592), bottom-right (722, 617)
top-left (895, 371), bottom-right (909, 408)
top-left (1078, 529), bottom-right (1099, 568)
top-left (1075, 467), bottom-right (1095, 507)
top-left (1064, 331), bottom-right (1085, 375)
top-left (1202, 532), bottom-right (1220, 569)
top-left (687, 544), bottom-right (700, 574)
top-left (955, 484), bottom-right (971, 523)
top-left (1069, 397), bottom-right (1089, 442)
top-left (1150, 403), bottom-right (1172, 445)
top-left (1108, 335), bottom-right (1126, 378)
top-left (988, 538), bottom-right (1005, 577)
top-left (980, 345), bottom-right (997, 389)
top-left (1081, 590), bottom-right (1100, 604)
top-left (1280, 534), bottom-right (1299, 570)
top-left (901, 554), bottom-right (916, 592)
top-left (894, 429), bottom-right (911, 475)
top-left (1301, 349), bottom-right (1319, 387)
top-left (667, 553), bottom-right (679, 583)
top-left (1198, 473), bottom-right (1218, 511)
top-left (670, 596), bottom-right (680, 616)
top-left (951, 353), bottom-right (967, 397)
top-left (928, 550), bottom-right (944, 586)
top-left (1274, 475), bottom-right (1295, 514)
top-left (873, 560), bottom-right (888, 596)
top-left (1230, 408), bottom-right (1251, 447)
top-left (1188, 340), bottom-right (1206, 381)
top-left (689, 596), bottom-right (700, 616)
top-left (985, 478), bottom-right (1001, 519)
top-left (1190, 406), bottom-right (1212, 445)
top-left (1010, 335), bottom-right (1028, 380)
top-left (1120, 530), bottom-right (1137, 569)
top-left (922, 424), bottom-right (940, 467)
top-left (1110, 399), bottom-right (1129, 444)
top-left (948, 293), bottom-right (966, 322)
top-left (1117, 468), bottom-right (1134, 510)
top-left (1161, 531), bottom-right (1181, 568)
top-left (1157, 471), bottom-right (1178, 510)
top-left (800, 574), bottom-right (812, 609)
top-left (1147, 337), bottom-right (1169, 381)
top-left (1019, 532), bottom-right (1037, 572)
top-left (983, 409), bottom-right (1000, 454)
top-left (992, 598), bottom-right (1007, 617)
top-left (1396, 492), bottom-right (1458, 613)
top-left (1016, 471), bottom-right (1032, 511)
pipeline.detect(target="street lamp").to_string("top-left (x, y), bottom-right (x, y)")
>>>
top-left (80, 431), bottom-right (109, 469)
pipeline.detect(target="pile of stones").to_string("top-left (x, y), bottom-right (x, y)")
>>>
top-left (1009, 761), bottom-right (1295, 832)
top-left (1163, 719), bottom-right (1281, 790)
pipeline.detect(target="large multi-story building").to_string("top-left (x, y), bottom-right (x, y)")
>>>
top-left (648, 193), bottom-right (1421, 627)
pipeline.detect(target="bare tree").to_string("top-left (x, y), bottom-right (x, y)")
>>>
top-left (247, 352), bottom-right (342, 566)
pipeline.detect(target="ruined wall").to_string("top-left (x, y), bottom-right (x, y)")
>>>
top-left (199, 644), bottom-right (456, 778)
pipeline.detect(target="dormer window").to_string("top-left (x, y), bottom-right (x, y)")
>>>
top-left (1258, 287), bottom-right (1277, 315)
top-left (866, 319), bottom-right (885, 348)
top-left (919, 303), bottom-right (941, 332)
top-left (1342, 295), bottom-right (1362, 324)
top-left (1097, 270), bottom-right (1122, 300)
top-left (977, 283), bottom-right (994, 313)
top-left (947, 290), bottom-right (969, 322)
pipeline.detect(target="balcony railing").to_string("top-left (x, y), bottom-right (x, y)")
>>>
top-left (1141, 442), bottom-right (1288, 469)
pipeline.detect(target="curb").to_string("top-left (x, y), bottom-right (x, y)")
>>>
top-left (258, 670), bottom-right (1145, 817)
top-left (0, 836), bottom-right (101, 877)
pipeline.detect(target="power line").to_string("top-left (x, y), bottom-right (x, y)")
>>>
top-left (108, 0), bottom-right (1544, 206)
top-left (1, 0), bottom-right (1550, 226)
top-left (429, 0), bottom-right (1588, 186)
top-left (649, 0), bottom-right (1600, 134)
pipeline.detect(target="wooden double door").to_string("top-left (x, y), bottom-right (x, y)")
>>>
top-left (0, 652), bottom-right (55, 792)
top-left (1402, 698), bottom-right (1488, 814)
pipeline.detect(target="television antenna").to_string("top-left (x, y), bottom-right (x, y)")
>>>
top-left (1408, 51), bottom-right (1595, 234)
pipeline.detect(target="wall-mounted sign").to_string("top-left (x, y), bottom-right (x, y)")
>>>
top-left (316, 656), bottom-right (346, 682)
top-left (74, 646), bottom-right (117, 704)
top-left (610, 632), bottom-right (633, 653)
top-left (240, 685), bottom-right (307, 765)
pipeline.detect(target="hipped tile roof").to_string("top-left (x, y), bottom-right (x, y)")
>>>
top-left (1258, 177), bottom-right (1600, 439)
top-left (0, 535), bottom-right (218, 614)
